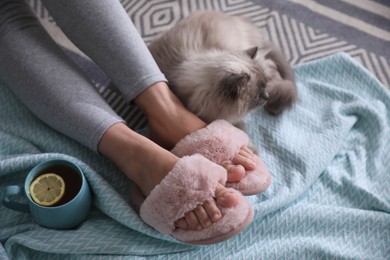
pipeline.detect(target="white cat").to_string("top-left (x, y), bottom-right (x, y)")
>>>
top-left (149, 11), bottom-right (297, 124)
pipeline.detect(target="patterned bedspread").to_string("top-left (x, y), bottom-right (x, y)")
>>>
top-left (28, 0), bottom-right (390, 129)
top-left (1, 53), bottom-right (389, 259)
top-left (1, 0), bottom-right (389, 259)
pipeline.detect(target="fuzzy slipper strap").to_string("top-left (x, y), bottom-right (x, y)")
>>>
top-left (140, 154), bottom-right (227, 234)
top-left (171, 120), bottom-right (248, 165)
top-left (139, 154), bottom-right (254, 245)
top-left (171, 120), bottom-right (272, 196)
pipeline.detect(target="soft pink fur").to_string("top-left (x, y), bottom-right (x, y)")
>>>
top-left (139, 154), bottom-right (253, 244)
top-left (171, 120), bottom-right (272, 195)
top-left (171, 120), bottom-right (249, 165)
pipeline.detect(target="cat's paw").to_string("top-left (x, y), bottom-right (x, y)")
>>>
top-left (264, 79), bottom-right (297, 115)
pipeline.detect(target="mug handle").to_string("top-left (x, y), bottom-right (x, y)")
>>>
top-left (2, 185), bottom-right (30, 213)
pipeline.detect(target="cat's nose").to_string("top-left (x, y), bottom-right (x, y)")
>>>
top-left (261, 92), bottom-right (269, 101)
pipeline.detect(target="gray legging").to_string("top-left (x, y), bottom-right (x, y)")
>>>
top-left (0, 0), bottom-right (166, 152)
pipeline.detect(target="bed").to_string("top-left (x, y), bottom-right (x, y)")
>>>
top-left (1, 0), bottom-right (389, 259)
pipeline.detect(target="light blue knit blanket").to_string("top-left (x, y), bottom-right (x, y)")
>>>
top-left (1, 53), bottom-right (389, 259)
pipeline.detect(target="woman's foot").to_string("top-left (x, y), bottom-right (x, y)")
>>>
top-left (223, 146), bottom-right (257, 182)
top-left (134, 82), bottom-right (257, 183)
top-left (98, 123), bottom-right (240, 230)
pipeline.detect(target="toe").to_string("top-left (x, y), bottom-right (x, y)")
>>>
top-left (194, 204), bottom-right (212, 228)
top-left (174, 185), bottom-right (239, 231)
top-left (175, 218), bottom-right (188, 230)
top-left (241, 146), bottom-right (255, 155)
top-left (203, 199), bottom-right (222, 222)
top-left (224, 164), bottom-right (245, 182)
top-left (232, 147), bottom-right (256, 170)
top-left (215, 183), bottom-right (239, 208)
top-left (185, 211), bottom-right (200, 231)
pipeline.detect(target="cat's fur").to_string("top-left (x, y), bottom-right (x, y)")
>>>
top-left (148, 11), bottom-right (297, 124)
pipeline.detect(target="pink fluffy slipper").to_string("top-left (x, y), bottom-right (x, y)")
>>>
top-left (139, 154), bottom-right (254, 245)
top-left (171, 120), bottom-right (271, 195)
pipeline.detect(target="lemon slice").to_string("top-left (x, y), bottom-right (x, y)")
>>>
top-left (29, 173), bottom-right (65, 206)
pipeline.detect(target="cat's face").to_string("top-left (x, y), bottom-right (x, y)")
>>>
top-left (174, 47), bottom-right (269, 123)
top-left (216, 47), bottom-right (269, 116)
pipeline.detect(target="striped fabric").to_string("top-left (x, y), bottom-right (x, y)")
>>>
top-left (1, 51), bottom-right (389, 260)
top-left (26, 0), bottom-right (390, 129)
top-left (2, 1), bottom-right (390, 258)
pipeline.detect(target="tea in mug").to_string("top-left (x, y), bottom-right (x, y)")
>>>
top-left (29, 164), bottom-right (82, 207)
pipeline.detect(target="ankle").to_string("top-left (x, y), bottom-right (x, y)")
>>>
top-left (98, 123), bottom-right (141, 172)
top-left (134, 81), bottom-right (180, 117)
top-left (134, 82), bottom-right (206, 148)
top-left (98, 122), bottom-right (178, 195)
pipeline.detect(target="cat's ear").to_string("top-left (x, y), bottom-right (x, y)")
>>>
top-left (264, 48), bottom-right (273, 59)
top-left (221, 73), bottom-right (250, 100)
top-left (224, 73), bottom-right (250, 88)
top-left (245, 46), bottom-right (258, 59)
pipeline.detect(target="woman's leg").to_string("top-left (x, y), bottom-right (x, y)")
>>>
top-left (98, 123), bottom-right (240, 230)
top-left (0, 0), bottom-right (122, 152)
top-left (41, 0), bottom-right (256, 175)
top-left (0, 0), bottom-right (238, 230)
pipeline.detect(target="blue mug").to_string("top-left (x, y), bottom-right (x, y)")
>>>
top-left (2, 159), bottom-right (91, 229)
